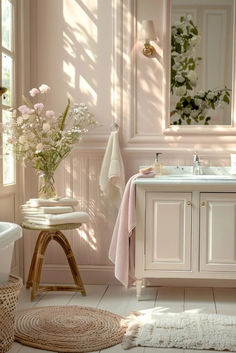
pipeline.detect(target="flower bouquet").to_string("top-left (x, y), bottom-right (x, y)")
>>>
top-left (2, 84), bottom-right (98, 198)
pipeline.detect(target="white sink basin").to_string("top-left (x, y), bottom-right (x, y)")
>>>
top-left (0, 222), bottom-right (22, 283)
top-left (155, 166), bottom-right (235, 180)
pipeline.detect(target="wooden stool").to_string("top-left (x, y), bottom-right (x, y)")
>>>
top-left (22, 222), bottom-right (86, 300)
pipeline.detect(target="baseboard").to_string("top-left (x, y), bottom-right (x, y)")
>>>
top-left (41, 264), bottom-right (236, 288)
top-left (41, 264), bottom-right (121, 285)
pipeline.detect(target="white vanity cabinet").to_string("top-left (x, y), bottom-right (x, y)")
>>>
top-left (145, 192), bottom-right (192, 271)
top-left (200, 193), bottom-right (236, 272)
top-left (135, 176), bottom-right (236, 298)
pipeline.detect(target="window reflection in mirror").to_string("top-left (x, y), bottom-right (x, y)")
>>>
top-left (170, 0), bottom-right (234, 126)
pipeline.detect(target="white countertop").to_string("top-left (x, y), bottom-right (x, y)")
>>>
top-left (135, 166), bottom-right (236, 185)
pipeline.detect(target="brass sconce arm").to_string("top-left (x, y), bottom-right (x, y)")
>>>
top-left (143, 41), bottom-right (155, 57)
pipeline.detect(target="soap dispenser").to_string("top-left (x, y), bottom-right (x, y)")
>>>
top-left (153, 153), bottom-right (162, 175)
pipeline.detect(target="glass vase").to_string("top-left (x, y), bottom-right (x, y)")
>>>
top-left (38, 171), bottom-right (57, 199)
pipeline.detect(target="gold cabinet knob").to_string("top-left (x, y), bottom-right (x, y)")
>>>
top-left (187, 201), bottom-right (192, 206)
top-left (201, 201), bottom-right (206, 206)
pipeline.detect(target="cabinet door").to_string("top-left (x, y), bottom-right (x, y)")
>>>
top-left (200, 193), bottom-right (236, 272)
top-left (145, 192), bottom-right (192, 271)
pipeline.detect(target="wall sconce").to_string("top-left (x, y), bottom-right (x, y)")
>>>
top-left (141, 20), bottom-right (156, 57)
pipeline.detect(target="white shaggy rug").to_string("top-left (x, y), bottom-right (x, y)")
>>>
top-left (122, 310), bottom-right (236, 351)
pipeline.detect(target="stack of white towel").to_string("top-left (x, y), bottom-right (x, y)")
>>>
top-left (21, 198), bottom-right (89, 226)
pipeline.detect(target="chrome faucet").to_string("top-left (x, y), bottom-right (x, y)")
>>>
top-left (193, 151), bottom-right (200, 175)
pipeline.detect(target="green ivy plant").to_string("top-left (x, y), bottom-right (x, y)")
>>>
top-left (171, 15), bottom-right (231, 125)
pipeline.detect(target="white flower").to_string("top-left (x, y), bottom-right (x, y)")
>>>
top-left (39, 84), bottom-right (51, 94)
top-left (29, 88), bottom-right (40, 97)
top-left (17, 116), bottom-right (23, 125)
top-left (46, 110), bottom-right (55, 118)
top-left (23, 114), bottom-right (29, 120)
top-left (11, 109), bottom-right (17, 118)
top-left (43, 122), bottom-right (51, 132)
top-left (198, 90), bottom-right (205, 98)
top-left (194, 98), bottom-right (202, 106)
top-left (191, 110), bottom-right (199, 118)
top-left (19, 135), bottom-right (26, 144)
top-left (175, 36), bottom-right (183, 44)
top-left (187, 71), bottom-right (197, 85)
top-left (207, 92), bottom-right (215, 100)
top-left (187, 14), bottom-right (193, 21)
top-left (174, 21), bottom-right (182, 28)
top-left (173, 63), bottom-right (182, 71)
top-left (176, 74), bottom-right (185, 83)
top-left (24, 142), bottom-right (29, 150)
top-left (36, 143), bottom-right (43, 152)
top-left (174, 55), bottom-right (183, 63)
top-left (190, 35), bottom-right (201, 47)
top-left (188, 47), bottom-right (196, 57)
top-left (183, 108), bottom-right (192, 115)
top-left (174, 86), bottom-right (186, 96)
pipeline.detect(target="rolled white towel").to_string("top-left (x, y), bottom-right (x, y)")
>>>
top-left (23, 211), bottom-right (89, 225)
top-left (21, 205), bottom-right (74, 214)
top-left (27, 198), bottom-right (78, 207)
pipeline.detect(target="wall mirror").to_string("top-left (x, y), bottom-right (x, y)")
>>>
top-left (169, 0), bottom-right (235, 127)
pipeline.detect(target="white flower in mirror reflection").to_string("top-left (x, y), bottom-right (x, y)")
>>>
top-left (187, 71), bottom-right (197, 85)
top-left (198, 90), bottom-right (205, 98)
top-left (174, 86), bottom-right (186, 96)
top-left (207, 92), bottom-right (215, 100)
top-left (173, 63), bottom-right (182, 70)
top-left (194, 98), bottom-right (202, 106)
top-left (175, 74), bottom-right (185, 83)
top-left (187, 14), bottom-right (193, 21)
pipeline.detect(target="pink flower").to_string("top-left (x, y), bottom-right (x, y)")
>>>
top-left (34, 103), bottom-right (44, 113)
top-left (39, 84), bottom-right (51, 94)
top-left (29, 88), bottom-right (40, 97)
top-left (46, 110), bottom-right (55, 118)
top-left (18, 105), bottom-right (30, 114)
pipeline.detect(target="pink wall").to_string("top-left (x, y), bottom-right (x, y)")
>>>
top-left (24, 0), bottom-right (234, 284)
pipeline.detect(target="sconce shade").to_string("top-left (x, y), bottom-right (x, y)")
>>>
top-left (141, 20), bottom-right (156, 41)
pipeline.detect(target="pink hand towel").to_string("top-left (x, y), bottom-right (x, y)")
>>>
top-left (109, 171), bottom-right (154, 287)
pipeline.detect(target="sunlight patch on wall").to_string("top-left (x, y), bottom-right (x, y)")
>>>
top-left (63, 60), bottom-right (75, 88)
top-left (80, 75), bottom-right (97, 105)
top-left (77, 228), bottom-right (97, 251)
top-left (64, 0), bottom-right (98, 41)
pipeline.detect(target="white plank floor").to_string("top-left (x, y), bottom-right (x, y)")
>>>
top-left (8, 285), bottom-right (236, 353)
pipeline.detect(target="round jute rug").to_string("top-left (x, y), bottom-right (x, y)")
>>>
top-left (15, 306), bottom-right (126, 352)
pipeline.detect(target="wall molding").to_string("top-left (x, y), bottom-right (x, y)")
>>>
top-left (41, 264), bottom-right (236, 288)
top-left (41, 264), bottom-right (120, 285)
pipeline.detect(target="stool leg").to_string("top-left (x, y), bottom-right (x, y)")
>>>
top-left (31, 232), bottom-right (51, 300)
top-left (55, 231), bottom-right (86, 296)
top-left (26, 231), bottom-right (45, 289)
